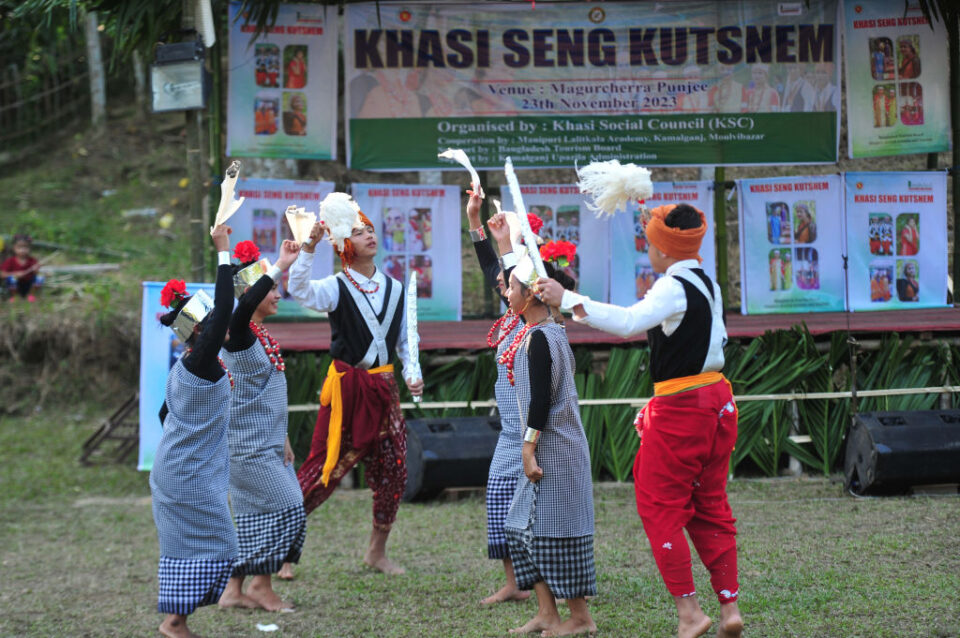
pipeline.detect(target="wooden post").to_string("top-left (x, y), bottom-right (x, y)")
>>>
top-left (84, 11), bottom-right (106, 130)
top-left (182, 0), bottom-right (207, 282)
top-left (713, 166), bottom-right (730, 304)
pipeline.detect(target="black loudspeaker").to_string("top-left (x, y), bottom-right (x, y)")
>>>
top-left (403, 417), bottom-right (501, 501)
top-left (844, 410), bottom-right (960, 495)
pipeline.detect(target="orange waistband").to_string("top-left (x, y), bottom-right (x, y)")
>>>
top-left (366, 363), bottom-right (394, 375)
top-left (653, 371), bottom-right (726, 397)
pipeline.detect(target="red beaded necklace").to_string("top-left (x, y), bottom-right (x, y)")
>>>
top-left (487, 311), bottom-right (521, 349)
top-left (185, 349), bottom-right (234, 389)
top-left (251, 322), bottom-right (285, 372)
top-left (343, 267), bottom-right (380, 294)
top-left (497, 322), bottom-right (536, 385)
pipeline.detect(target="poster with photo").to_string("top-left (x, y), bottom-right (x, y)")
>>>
top-left (227, 2), bottom-right (338, 159)
top-left (609, 181), bottom-right (717, 307)
top-left (843, 0), bottom-right (950, 157)
top-left (844, 171), bottom-right (947, 311)
top-left (739, 175), bottom-right (845, 314)
top-left (138, 281), bottom-right (217, 471)
top-left (351, 183), bottom-right (462, 320)
top-left (498, 185), bottom-right (609, 303)
top-left (233, 178), bottom-right (335, 309)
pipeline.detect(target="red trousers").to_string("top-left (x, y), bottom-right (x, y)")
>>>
top-left (633, 380), bottom-right (740, 604)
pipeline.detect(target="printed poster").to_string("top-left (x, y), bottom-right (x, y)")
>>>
top-left (351, 183), bottom-right (462, 320)
top-left (610, 181), bottom-right (717, 307)
top-left (345, 0), bottom-right (840, 170)
top-left (739, 175), bottom-right (845, 314)
top-left (499, 184), bottom-right (609, 302)
top-left (227, 2), bottom-right (339, 159)
top-left (844, 171), bottom-right (948, 311)
top-left (234, 178), bottom-right (335, 316)
top-left (843, 0), bottom-right (950, 158)
top-left (138, 281), bottom-right (217, 471)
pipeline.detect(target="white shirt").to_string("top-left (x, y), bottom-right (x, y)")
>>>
top-left (560, 259), bottom-right (704, 338)
top-left (288, 249), bottom-right (413, 377)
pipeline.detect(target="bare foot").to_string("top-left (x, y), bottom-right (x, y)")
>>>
top-left (216, 590), bottom-right (261, 610)
top-left (542, 617), bottom-right (598, 636)
top-left (509, 614), bottom-right (561, 634)
top-left (246, 577), bottom-right (294, 612)
top-left (159, 615), bottom-right (199, 638)
top-left (481, 584), bottom-right (531, 605)
top-left (277, 562), bottom-right (295, 580)
top-left (363, 553), bottom-right (406, 575)
top-left (716, 604), bottom-right (743, 638)
top-left (678, 614), bottom-right (712, 638)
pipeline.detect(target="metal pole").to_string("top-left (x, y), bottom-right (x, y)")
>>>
top-left (949, 17), bottom-right (960, 304)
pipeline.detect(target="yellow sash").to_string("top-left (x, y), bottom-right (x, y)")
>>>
top-left (653, 371), bottom-right (726, 397)
top-left (318, 362), bottom-right (394, 487)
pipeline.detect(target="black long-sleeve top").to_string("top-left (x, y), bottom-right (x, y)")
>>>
top-left (181, 263), bottom-right (234, 381)
top-left (159, 262), bottom-right (233, 426)
top-left (224, 274), bottom-right (275, 353)
top-left (526, 329), bottom-right (551, 432)
top-left (473, 235), bottom-right (509, 306)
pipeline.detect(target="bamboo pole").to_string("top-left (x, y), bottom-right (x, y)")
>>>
top-left (714, 166), bottom-right (730, 304)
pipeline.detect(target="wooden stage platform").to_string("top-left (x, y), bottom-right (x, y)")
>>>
top-left (268, 307), bottom-right (960, 352)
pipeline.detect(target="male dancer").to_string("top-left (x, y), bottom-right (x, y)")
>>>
top-left (538, 203), bottom-right (743, 638)
top-left (285, 196), bottom-right (423, 576)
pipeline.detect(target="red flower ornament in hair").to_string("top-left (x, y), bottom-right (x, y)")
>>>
top-left (527, 213), bottom-right (544, 235)
top-left (540, 240), bottom-right (577, 268)
top-left (233, 240), bottom-right (260, 265)
top-left (160, 279), bottom-right (188, 308)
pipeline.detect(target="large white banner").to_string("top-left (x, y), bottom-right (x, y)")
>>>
top-left (351, 183), bottom-right (462, 320)
top-left (227, 2), bottom-right (339, 159)
top-left (344, 0), bottom-right (840, 169)
top-left (609, 181), bottom-right (717, 307)
top-left (842, 0), bottom-right (950, 158)
top-left (844, 171), bottom-right (948, 311)
top-left (739, 175), bottom-right (846, 314)
top-left (234, 178), bottom-right (335, 313)
top-left (499, 184), bottom-right (609, 303)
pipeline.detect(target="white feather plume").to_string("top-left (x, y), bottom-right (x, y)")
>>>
top-left (576, 159), bottom-right (654, 218)
top-left (319, 192), bottom-right (361, 252)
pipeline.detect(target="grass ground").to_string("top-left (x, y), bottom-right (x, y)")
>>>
top-left (1, 408), bottom-right (958, 638)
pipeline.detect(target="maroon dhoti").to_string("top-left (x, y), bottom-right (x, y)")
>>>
top-left (297, 360), bottom-right (407, 531)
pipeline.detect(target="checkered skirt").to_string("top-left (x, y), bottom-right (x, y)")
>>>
top-left (221, 343), bottom-right (303, 514)
top-left (486, 475), bottom-right (518, 559)
top-left (488, 321), bottom-right (524, 479)
top-left (157, 556), bottom-right (233, 615)
top-left (232, 504), bottom-right (307, 576)
top-left (505, 528), bottom-right (598, 599)
top-left (150, 361), bottom-right (237, 561)
top-left (504, 322), bottom-right (593, 538)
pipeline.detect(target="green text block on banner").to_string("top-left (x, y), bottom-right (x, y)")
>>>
top-left (349, 113), bottom-right (838, 170)
top-left (345, 0), bottom-right (840, 170)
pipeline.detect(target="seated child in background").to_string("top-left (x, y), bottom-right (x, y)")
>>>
top-left (2, 234), bottom-right (42, 302)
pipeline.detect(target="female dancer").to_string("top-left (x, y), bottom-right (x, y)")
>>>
top-left (152, 224), bottom-right (236, 638)
top-left (495, 214), bottom-right (597, 638)
top-left (465, 190), bottom-right (528, 604)
top-left (217, 240), bottom-right (305, 611)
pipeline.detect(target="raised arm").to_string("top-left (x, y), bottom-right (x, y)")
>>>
top-left (466, 189), bottom-right (505, 300)
top-left (286, 224), bottom-right (340, 313)
top-left (225, 273), bottom-right (276, 352)
top-left (536, 275), bottom-right (686, 338)
top-left (184, 225), bottom-right (235, 378)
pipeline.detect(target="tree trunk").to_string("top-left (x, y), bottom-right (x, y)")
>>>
top-left (84, 11), bottom-right (106, 129)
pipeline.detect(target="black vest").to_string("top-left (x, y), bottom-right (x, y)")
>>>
top-left (328, 276), bottom-right (404, 367)
top-left (647, 269), bottom-right (718, 383)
